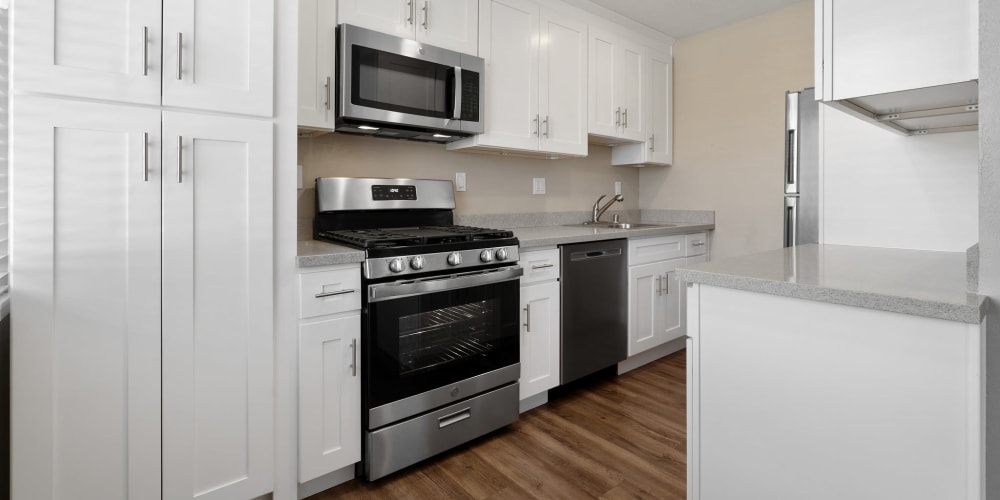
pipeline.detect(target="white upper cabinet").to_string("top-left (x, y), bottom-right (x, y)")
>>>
top-left (588, 26), bottom-right (645, 143)
top-left (13, 0), bottom-right (274, 117)
top-left (612, 46), bottom-right (672, 166)
top-left (817, 0), bottom-right (977, 101)
top-left (299, 0), bottom-right (339, 130)
top-left (339, 0), bottom-right (479, 54)
top-left (162, 0), bottom-right (275, 116)
top-left (12, 0), bottom-right (163, 105)
top-left (448, 0), bottom-right (586, 157)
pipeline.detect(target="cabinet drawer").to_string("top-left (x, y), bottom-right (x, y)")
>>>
top-left (628, 235), bottom-right (685, 266)
top-left (519, 248), bottom-right (560, 285)
top-left (299, 266), bottom-right (362, 319)
top-left (685, 233), bottom-right (709, 257)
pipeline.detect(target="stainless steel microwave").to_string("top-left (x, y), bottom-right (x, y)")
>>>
top-left (336, 24), bottom-right (485, 143)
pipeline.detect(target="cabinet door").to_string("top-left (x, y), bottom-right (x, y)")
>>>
top-left (161, 111), bottom-right (274, 500)
top-left (416, 0), bottom-right (479, 55)
top-left (299, 0), bottom-right (338, 130)
top-left (538, 10), bottom-right (587, 156)
top-left (520, 281), bottom-right (561, 400)
top-left (11, 96), bottom-right (162, 500)
top-left (628, 261), bottom-right (665, 356)
top-left (647, 47), bottom-right (672, 165)
top-left (476, 0), bottom-right (539, 151)
top-left (618, 40), bottom-right (646, 142)
top-left (162, 0), bottom-right (275, 116)
top-left (299, 315), bottom-right (361, 483)
top-left (338, 0), bottom-right (414, 40)
top-left (11, 0), bottom-right (161, 105)
top-left (588, 27), bottom-right (619, 138)
top-left (662, 268), bottom-right (684, 343)
top-left (828, 0), bottom-right (977, 100)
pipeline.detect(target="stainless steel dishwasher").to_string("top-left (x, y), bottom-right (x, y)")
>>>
top-left (560, 238), bottom-right (628, 384)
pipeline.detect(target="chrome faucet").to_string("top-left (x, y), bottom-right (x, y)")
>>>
top-left (592, 194), bottom-right (624, 223)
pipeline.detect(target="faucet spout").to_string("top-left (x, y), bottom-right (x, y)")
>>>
top-left (592, 194), bottom-right (624, 223)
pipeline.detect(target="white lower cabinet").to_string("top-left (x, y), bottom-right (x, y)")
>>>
top-left (297, 265), bottom-right (363, 483)
top-left (627, 233), bottom-right (710, 357)
top-left (12, 96), bottom-right (275, 500)
top-left (518, 249), bottom-right (560, 401)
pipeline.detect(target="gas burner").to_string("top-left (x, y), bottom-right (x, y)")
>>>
top-left (317, 225), bottom-right (514, 250)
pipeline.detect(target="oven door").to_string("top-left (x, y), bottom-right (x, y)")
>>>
top-left (365, 266), bottom-right (521, 429)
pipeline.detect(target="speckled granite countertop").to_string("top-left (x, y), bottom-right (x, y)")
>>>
top-left (513, 222), bottom-right (714, 249)
top-left (297, 209), bottom-right (715, 268)
top-left (677, 244), bottom-right (986, 324)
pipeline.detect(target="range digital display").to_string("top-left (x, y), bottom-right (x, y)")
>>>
top-left (372, 185), bottom-right (417, 201)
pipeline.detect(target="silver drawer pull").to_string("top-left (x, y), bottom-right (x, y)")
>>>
top-left (438, 408), bottom-right (471, 428)
top-left (315, 288), bottom-right (356, 299)
top-left (531, 263), bottom-right (554, 270)
top-left (692, 242), bottom-right (705, 247)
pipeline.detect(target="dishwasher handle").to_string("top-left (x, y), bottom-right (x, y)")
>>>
top-left (569, 248), bottom-right (623, 261)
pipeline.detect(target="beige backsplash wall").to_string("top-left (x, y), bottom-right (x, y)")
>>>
top-left (298, 133), bottom-right (640, 219)
top-left (638, 1), bottom-right (814, 260)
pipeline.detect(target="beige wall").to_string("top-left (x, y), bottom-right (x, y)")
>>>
top-left (639, 1), bottom-right (814, 260)
top-left (298, 133), bottom-right (640, 219)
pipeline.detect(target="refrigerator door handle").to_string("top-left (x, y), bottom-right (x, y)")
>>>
top-left (785, 92), bottom-right (799, 195)
top-left (784, 196), bottom-right (798, 248)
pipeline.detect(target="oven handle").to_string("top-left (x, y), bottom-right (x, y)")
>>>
top-left (368, 266), bottom-right (523, 302)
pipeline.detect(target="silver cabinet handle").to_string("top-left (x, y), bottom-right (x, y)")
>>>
top-left (350, 338), bottom-right (357, 377)
top-left (655, 274), bottom-right (662, 296)
top-left (314, 288), bottom-right (356, 298)
top-left (176, 136), bottom-right (183, 183)
top-left (615, 107), bottom-right (621, 127)
top-left (663, 273), bottom-right (669, 295)
top-left (624, 108), bottom-right (629, 129)
top-left (324, 76), bottom-right (331, 110)
top-left (542, 116), bottom-right (549, 138)
top-left (533, 114), bottom-right (539, 136)
top-left (142, 132), bottom-right (149, 182)
top-left (692, 242), bottom-right (705, 247)
top-left (176, 32), bottom-right (183, 80)
top-left (531, 263), bottom-right (554, 270)
top-left (649, 134), bottom-right (654, 152)
top-left (406, 0), bottom-right (414, 25)
top-left (523, 305), bottom-right (531, 332)
top-left (421, 1), bottom-right (429, 29)
top-left (142, 26), bottom-right (149, 76)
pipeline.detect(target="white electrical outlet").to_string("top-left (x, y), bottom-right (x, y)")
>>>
top-left (532, 178), bottom-right (546, 195)
top-left (455, 172), bottom-right (467, 192)
top-left (614, 181), bottom-right (622, 195)
top-left (297, 164), bottom-right (303, 190)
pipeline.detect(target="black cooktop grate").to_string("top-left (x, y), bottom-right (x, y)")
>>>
top-left (318, 225), bottom-right (514, 249)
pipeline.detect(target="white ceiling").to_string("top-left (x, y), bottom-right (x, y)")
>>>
top-left (587, 0), bottom-right (805, 39)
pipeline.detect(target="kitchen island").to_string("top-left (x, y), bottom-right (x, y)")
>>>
top-left (678, 244), bottom-right (986, 500)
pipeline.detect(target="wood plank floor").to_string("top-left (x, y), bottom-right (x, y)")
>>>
top-left (310, 350), bottom-right (687, 500)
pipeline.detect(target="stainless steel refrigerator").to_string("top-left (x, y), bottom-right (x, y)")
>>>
top-left (783, 88), bottom-right (819, 247)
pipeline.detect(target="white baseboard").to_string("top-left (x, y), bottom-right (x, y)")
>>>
top-left (297, 464), bottom-right (355, 499)
top-left (519, 391), bottom-right (548, 413)
top-left (617, 337), bottom-right (686, 375)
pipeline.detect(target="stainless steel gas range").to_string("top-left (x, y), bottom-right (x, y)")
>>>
top-left (313, 177), bottom-right (521, 481)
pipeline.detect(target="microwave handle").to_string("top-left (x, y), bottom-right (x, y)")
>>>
top-left (453, 66), bottom-right (462, 120)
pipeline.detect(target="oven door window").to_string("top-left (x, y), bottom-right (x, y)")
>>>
top-left (352, 45), bottom-right (454, 119)
top-left (366, 278), bottom-right (518, 409)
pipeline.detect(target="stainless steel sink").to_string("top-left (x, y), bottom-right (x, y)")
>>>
top-left (564, 222), bottom-right (676, 229)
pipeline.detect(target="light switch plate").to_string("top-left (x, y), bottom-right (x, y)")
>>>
top-left (532, 178), bottom-right (546, 195)
top-left (614, 181), bottom-right (622, 195)
top-left (297, 164), bottom-right (303, 190)
top-left (455, 172), bottom-right (467, 192)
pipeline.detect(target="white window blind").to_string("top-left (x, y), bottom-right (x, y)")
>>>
top-left (0, 4), bottom-right (9, 317)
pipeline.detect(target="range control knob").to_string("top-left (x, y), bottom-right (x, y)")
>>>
top-left (495, 248), bottom-right (509, 261)
top-left (480, 249), bottom-right (494, 263)
top-left (388, 258), bottom-right (406, 273)
top-left (447, 252), bottom-right (462, 266)
top-left (410, 255), bottom-right (425, 270)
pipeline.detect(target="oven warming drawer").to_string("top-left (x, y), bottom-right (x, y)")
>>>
top-left (364, 382), bottom-right (519, 480)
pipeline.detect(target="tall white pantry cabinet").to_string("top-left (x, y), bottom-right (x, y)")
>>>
top-left (10, 1), bottom-right (276, 499)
